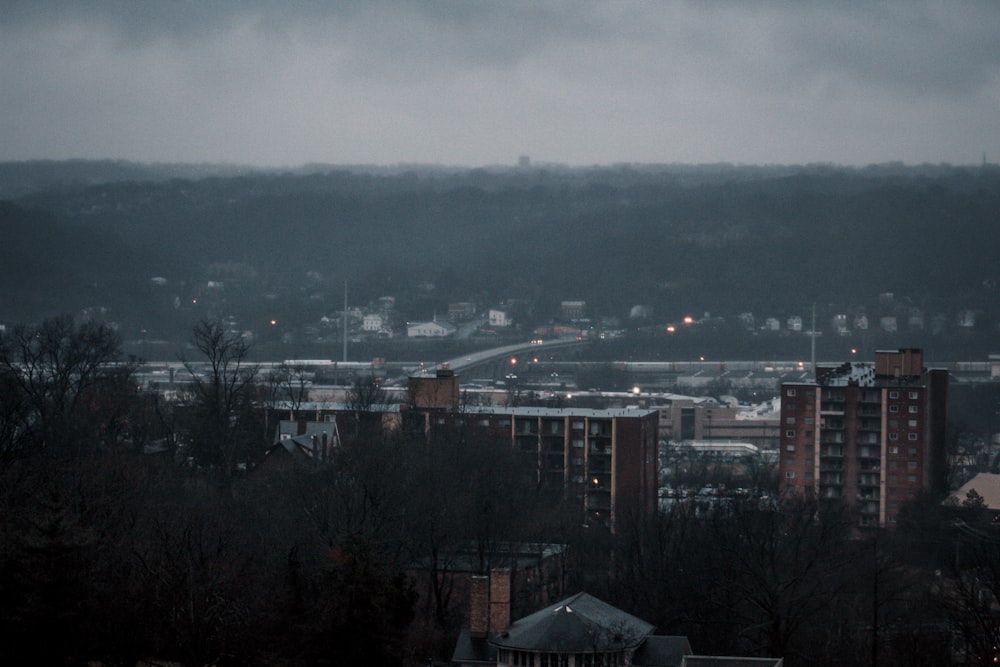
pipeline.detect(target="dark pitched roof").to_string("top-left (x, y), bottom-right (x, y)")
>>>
top-left (491, 592), bottom-right (654, 653)
top-left (683, 657), bottom-right (783, 667)
top-left (633, 635), bottom-right (693, 667)
top-left (451, 630), bottom-right (497, 665)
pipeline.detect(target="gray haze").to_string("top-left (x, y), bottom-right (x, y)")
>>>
top-left (2, 0), bottom-right (998, 167)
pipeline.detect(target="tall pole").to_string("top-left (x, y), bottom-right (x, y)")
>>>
top-left (811, 302), bottom-right (817, 379)
top-left (343, 280), bottom-right (348, 363)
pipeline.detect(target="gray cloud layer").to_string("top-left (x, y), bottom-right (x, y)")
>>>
top-left (2, 1), bottom-right (998, 166)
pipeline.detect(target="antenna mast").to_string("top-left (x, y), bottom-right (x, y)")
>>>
top-left (811, 303), bottom-right (817, 378)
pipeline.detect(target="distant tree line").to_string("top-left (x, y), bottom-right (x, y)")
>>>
top-left (1, 163), bottom-right (998, 357)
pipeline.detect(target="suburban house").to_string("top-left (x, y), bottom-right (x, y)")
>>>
top-left (408, 320), bottom-right (458, 338)
top-left (363, 313), bottom-right (383, 332)
top-left (489, 308), bottom-right (512, 328)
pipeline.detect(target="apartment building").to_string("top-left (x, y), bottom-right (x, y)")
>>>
top-left (779, 348), bottom-right (948, 527)
top-left (409, 370), bottom-right (659, 531)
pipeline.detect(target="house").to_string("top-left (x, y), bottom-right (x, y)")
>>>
top-left (363, 313), bottom-right (383, 332)
top-left (407, 320), bottom-right (457, 338)
top-left (452, 580), bottom-right (780, 667)
top-left (948, 473), bottom-right (1000, 516)
top-left (449, 302), bottom-right (478, 320)
top-left (489, 308), bottom-right (512, 328)
top-left (256, 420), bottom-right (340, 476)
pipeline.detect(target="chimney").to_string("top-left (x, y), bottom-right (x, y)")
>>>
top-left (469, 575), bottom-right (490, 638)
top-left (489, 568), bottom-right (511, 633)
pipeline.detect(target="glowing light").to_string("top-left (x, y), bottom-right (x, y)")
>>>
top-left (270, 319), bottom-right (277, 326)
top-left (699, 356), bottom-right (705, 361)
top-left (666, 325), bottom-right (676, 333)
top-left (683, 316), bottom-right (694, 325)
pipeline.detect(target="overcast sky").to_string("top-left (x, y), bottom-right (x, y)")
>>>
top-left (2, 1), bottom-right (998, 168)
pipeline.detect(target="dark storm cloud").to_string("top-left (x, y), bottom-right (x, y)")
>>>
top-left (1, 1), bottom-right (998, 166)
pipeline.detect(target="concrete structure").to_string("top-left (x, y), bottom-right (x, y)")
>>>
top-left (779, 348), bottom-right (949, 527)
top-left (655, 396), bottom-right (779, 449)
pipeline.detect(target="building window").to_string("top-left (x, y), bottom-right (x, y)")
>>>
top-left (786, 417), bottom-right (796, 424)
top-left (786, 444), bottom-right (796, 452)
top-left (499, 419), bottom-right (511, 427)
top-left (804, 417), bottom-right (814, 425)
top-left (907, 475), bottom-right (917, 483)
top-left (785, 471), bottom-right (795, 479)
top-left (889, 461), bottom-right (898, 469)
top-left (909, 391), bottom-right (919, 399)
top-left (908, 433), bottom-right (918, 441)
top-left (889, 405), bottom-right (899, 413)
top-left (805, 430), bottom-right (813, 438)
top-left (479, 419), bottom-right (490, 427)
top-left (786, 430), bottom-right (795, 438)
top-left (907, 461), bottom-right (918, 470)
top-left (805, 470), bottom-right (814, 478)
top-left (787, 388), bottom-right (797, 397)
top-left (909, 447), bottom-right (918, 455)
top-left (908, 419), bottom-right (918, 428)
top-left (889, 445), bottom-right (899, 454)
top-left (572, 421), bottom-right (584, 430)
top-left (889, 433), bottom-right (898, 441)
top-left (908, 405), bottom-right (919, 413)
top-left (889, 473), bottom-right (898, 482)
top-left (889, 390), bottom-right (899, 399)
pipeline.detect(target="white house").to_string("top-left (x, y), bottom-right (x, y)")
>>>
top-left (488, 309), bottom-right (511, 328)
top-left (363, 313), bottom-right (383, 332)
top-left (407, 320), bottom-right (457, 338)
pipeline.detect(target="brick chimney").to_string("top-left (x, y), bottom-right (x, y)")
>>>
top-left (469, 575), bottom-right (489, 638)
top-left (489, 568), bottom-right (511, 633)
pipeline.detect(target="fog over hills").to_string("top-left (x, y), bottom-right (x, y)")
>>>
top-left (2, 161), bottom-right (998, 359)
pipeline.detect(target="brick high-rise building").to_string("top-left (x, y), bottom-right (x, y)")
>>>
top-left (779, 348), bottom-right (948, 527)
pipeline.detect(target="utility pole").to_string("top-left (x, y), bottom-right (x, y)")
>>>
top-left (811, 303), bottom-right (817, 379)
top-left (343, 280), bottom-right (348, 363)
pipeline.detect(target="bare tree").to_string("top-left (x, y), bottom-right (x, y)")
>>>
top-left (183, 320), bottom-right (262, 485)
top-left (344, 375), bottom-right (389, 440)
top-left (0, 315), bottom-right (125, 460)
